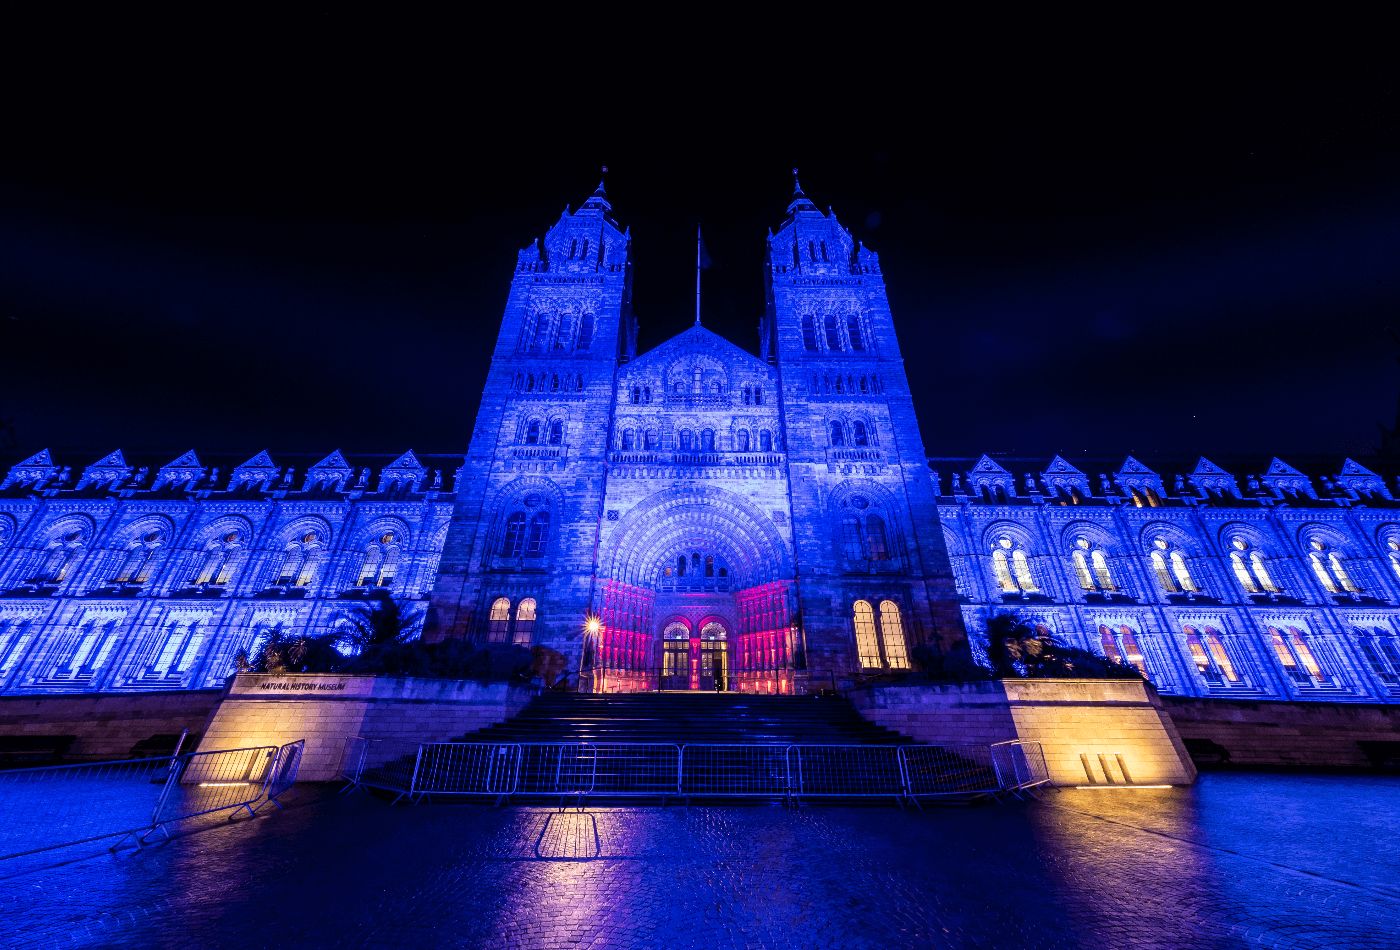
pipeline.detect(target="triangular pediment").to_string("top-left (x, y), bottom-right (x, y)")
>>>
top-left (1044, 455), bottom-right (1086, 477)
top-left (15, 448), bottom-right (55, 468)
top-left (1339, 458), bottom-right (1380, 478)
top-left (384, 450), bottom-right (425, 472)
top-left (1117, 456), bottom-right (1157, 477)
top-left (308, 450), bottom-right (352, 473)
top-left (971, 455), bottom-right (1011, 476)
top-left (237, 450), bottom-right (277, 471)
top-left (1192, 457), bottom-right (1229, 477)
top-left (88, 450), bottom-right (127, 468)
top-left (1265, 457), bottom-right (1305, 477)
top-left (625, 325), bottom-right (771, 377)
top-left (162, 450), bottom-right (203, 470)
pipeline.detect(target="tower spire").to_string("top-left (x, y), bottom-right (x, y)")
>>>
top-left (786, 166), bottom-right (816, 214)
top-left (695, 225), bottom-right (703, 327)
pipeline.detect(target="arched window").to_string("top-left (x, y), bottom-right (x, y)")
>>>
top-left (1356, 627), bottom-right (1400, 685)
top-left (1230, 550), bottom-right (1259, 593)
top-left (1387, 539), bottom-right (1400, 583)
top-left (879, 600), bottom-right (909, 669)
top-left (1073, 538), bottom-right (1115, 592)
top-left (1072, 549), bottom-right (1095, 591)
top-left (801, 315), bottom-right (818, 351)
top-left (853, 421), bottom-right (870, 447)
top-left (1091, 551), bottom-right (1114, 590)
top-left (630, 385), bottom-right (640, 404)
top-left (865, 515), bottom-right (890, 561)
top-left (754, 387), bottom-right (763, 405)
top-left (1268, 625), bottom-right (1328, 685)
top-left (737, 430), bottom-right (750, 452)
top-left (524, 420), bottom-right (541, 445)
top-left (1229, 538), bottom-right (1279, 593)
top-left (525, 512), bottom-right (550, 557)
top-left (501, 513), bottom-right (526, 558)
top-left (192, 530), bottom-right (242, 587)
top-left (853, 600), bottom-right (880, 668)
top-left (675, 554), bottom-right (687, 577)
top-left (1184, 625), bottom-right (1238, 683)
top-left (1119, 627), bottom-right (1146, 673)
top-left (531, 314), bottom-right (551, 352)
top-left (1172, 551), bottom-right (1197, 592)
top-left (701, 429), bottom-right (715, 452)
top-left (577, 314), bottom-right (594, 351)
top-left (992, 548), bottom-right (1017, 592)
top-left (1251, 552), bottom-right (1279, 592)
top-left (742, 386), bottom-right (752, 405)
top-left (513, 598), bottom-right (536, 646)
top-left (760, 430), bottom-right (773, 452)
top-left (1011, 550), bottom-right (1037, 592)
top-left (825, 314), bottom-right (843, 351)
top-left (488, 597), bottom-right (511, 642)
top-left (991, 536), bottom-right (1038, 593)
top-left (679, 430), bottom-right (694, 451)
top-left (1310, 550), bottom-right (1339, 593)
top-left (829, 421), bottom-right (845, 447)
top-left (275, 530), bottom-right (323, 589)
top-left (1099, 626), bottom-right (1123, 665)
top-left (1150, 548), bottom-right (1176, 594)
top-left (548, 420), bottom-right (563, 445)
top-left (847, 314), bottom-right (864, 350)
top-left (621, 430), bottom-right (635, 451)
top-left (644, 430), bottom-right (657, 450)
top-left (357, 531), bottom-right (400, 589)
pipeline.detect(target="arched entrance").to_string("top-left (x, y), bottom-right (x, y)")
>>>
top-left (590, 487), bottom-right (799, 693)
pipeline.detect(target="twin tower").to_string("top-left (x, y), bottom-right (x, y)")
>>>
top-left (428, 180), bottom-right (966, 693)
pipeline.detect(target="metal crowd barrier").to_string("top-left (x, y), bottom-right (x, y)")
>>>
top-left (352, 739), bottom-right (1049, 805)
top-left (0, 741), bottom-right (307, 865)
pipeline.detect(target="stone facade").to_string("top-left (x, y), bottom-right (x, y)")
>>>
top-left (3, 179), bottom-right (1400, 703)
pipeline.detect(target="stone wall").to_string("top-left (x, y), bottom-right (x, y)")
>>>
top-left (1163, 696), bottom-right (1400, 770)
top-left (0, 689), bottom-right (223, 761)
top-left (196, 674), bottom-right (536, 781)
top-left (850, 678), bottom-right (1197, 786)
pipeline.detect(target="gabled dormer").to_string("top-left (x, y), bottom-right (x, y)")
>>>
top-left (377, 450), bottom-right (428, 493)
top-left (231, 450), bottom-right (280, 491)
top-left (154, 450), bottom-right (207, 491)
top-left (1114, 456), bottom-right (1166, 507)
top-left (77, 450), bottom-right (132, 490)
top-left (1, 448), bottom-right (59, 490)
top-left (968, 455), bottom-right (1016, 502)
top-left (1041, 455), bottom-right (1091, 502)
top-left (1260, 457), bottom-right (1318, 501)
top-left (1336, 458), bottom-right (1392, 500)
top-left (1189, 457), bottom-right (1240, 500)
top-left (303, 450), bottom-right (353, 492)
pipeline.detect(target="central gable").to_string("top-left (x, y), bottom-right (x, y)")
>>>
top-left (621, 325), bottom-right (773, 390)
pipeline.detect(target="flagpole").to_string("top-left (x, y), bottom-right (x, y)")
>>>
top-left (695, 225), bottom-right (702, 327)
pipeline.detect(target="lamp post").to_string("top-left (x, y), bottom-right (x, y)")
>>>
top-left (581, 613), bottom-right (603, 693)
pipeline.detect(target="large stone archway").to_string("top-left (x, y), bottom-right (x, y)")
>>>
top-left (589, 487), bottom-right (799, 693)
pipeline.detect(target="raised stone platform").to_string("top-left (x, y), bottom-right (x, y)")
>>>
top-left (848, 679), bottom-right (1197, 785)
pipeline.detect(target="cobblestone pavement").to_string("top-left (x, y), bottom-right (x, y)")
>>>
top-left (4, 773), bottom-right (1399, 948)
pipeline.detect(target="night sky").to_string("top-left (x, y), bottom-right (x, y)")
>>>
top-left (3, 32), bottom-right (1399, 468)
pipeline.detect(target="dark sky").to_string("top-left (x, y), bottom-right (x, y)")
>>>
top-left (3, 26), bottom-right (1399, 467)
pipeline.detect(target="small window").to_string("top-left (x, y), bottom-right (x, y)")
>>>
top-left (829, 421), bottom-right (845, 447)
top-left (548, 420), bottom-right (563, 445)
top-left (847, 315), bottom-right (864, 350)
top-left (760, 430), bottom-right (773, 452)
top-left (737, 430), bottom-right (750, 452)
top-left (488, 597), bottom-right (511, 642)
top-left (853, 421), bottom-right (869, 447)
top-left (825, 314), bottom-right (842, 351)
top-left (577, 314), bottom-right (594, 350)
top-left (801, 315), bottom-right (818, 351)
top-left (525, 420), bottom-right (541, 445)
top-left (513, 598), bottom-right (536, 647)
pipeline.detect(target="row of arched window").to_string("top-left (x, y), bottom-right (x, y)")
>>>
top-left (828, 419), bottom-right (877, 448)
top-left (853, 599), bottom-right (908, 670)
top-left (812, 373), bottom-right (882, 396)
top-left (519, 418), bottom-right (566, 446)
top-left (487, 596), bottom-right (536, 646)
top-left (617, 427), bottom-right (780, 453)
top-left (659, 551), bottom-right (731, 589)
top-left (985, 531), bottom-right (1400, 602)
top-left (515, 371), bottom-right (585, 394)
top-left (801, 313), bottom-right (867, 353)
top-left (740, 385), bottom-right (765, 405)
top-left (521, 311), bottom-right (595, 354)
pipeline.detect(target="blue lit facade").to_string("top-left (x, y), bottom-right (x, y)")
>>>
top-left (1, 181), bottom-right (1398, 701)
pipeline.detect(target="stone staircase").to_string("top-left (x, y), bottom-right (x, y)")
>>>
top-left (454, 691), bottom-right (914, 746)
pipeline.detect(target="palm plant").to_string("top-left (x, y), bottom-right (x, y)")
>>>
top-left (336, 595), bottom-right (425, 654)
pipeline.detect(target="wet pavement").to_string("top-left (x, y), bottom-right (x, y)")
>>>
top-left (4, 773), bottom-right (1400, 948)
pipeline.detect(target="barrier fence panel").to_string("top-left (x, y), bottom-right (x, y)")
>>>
top-left (261, 740), bottom-right (305, 808)
top-left (147, 745), bottom-right (278, 839)
top-left (344, 737), bottom-right (426, 798)
top-left (412, 743), bottom-right (521, 798)
top-left (515, 743), bottom-right (596, 797)
top-left (990, 740), bottom-right (1050, 791)
top-left (0, 756), bottom-right (173, 861)
top-left (586, 744), bottom-right (682, 797)
top-left (788, 745), bottom-right (907, 800)
top-left (899, 745), bottom-right (1002, 797)
top-left (680, 744), bottom-right (791, 798)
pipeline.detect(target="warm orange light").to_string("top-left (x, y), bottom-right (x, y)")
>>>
top-left (198, 781), bottom-right (253, 787)
top-left (1072, 785), bottom-right (1173, 790)
top-left (584, 614), bottom-right (602, 635)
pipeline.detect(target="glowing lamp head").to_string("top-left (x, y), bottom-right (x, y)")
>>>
top-left (584, 615), bottom-right (602, 636)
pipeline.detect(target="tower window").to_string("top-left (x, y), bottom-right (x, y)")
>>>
top-left (737, 430), bottom-right (750, 451)
top-left (825, 314), bottom-right (843, 351)
top-left (829, 421), bottom-right (845, 447)
top-left (548, 420), bottom-right (563, 445)
top-left (577, 314), bottom-right (594, 351)
top-left (853, 421), bottom-right (869, 447)
top-left (801, 315), bottom-right (818, 351)
top-left (847, 314), bottom-right (864, 350)
top-left (760, 430), bottom-right (772, 452)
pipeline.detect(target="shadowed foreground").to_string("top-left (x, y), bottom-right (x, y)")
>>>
top-left (4, 773), bottom-right (1399, 948)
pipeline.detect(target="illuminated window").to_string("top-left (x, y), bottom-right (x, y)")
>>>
top-left (1229, 538), bottom-right (1277, 593)
top-left (1099, 626), bottom-right (1123, 665)
top-left (1150, 550), bottom-right (1177, 593)
top-left (879, 600), bottom-right (909, 669)
top-left (1310, 551), bottom-right (1339, 593)
top-left (1011, 550), bottom-right (1038, 592)
top-left (276, 530), bottom-right (323, 589)
top-left (847, 314), bottom-right (864, 350)
top-left (825, 314), bottom-right (843, 351)
top-left (513, 598), bottom-right (536, 647)
top-left (853, 600), bottom-right (880, 668)
top-left (801, 315), bottom-right (818, 351)
top-left (1356, 627), bottom-right (1400, 685)
top-left (356, 531), bottom-right (399, 589)
top-left (1252, 552), bottom-right (1279, 592)
top-left (1072, 546), bottom-right (1095, 591)
top-left (992, 549), bottom-right (1017, 592)
top-left (1097, 624), bottom-right (1146, 674)
top-left (1268, 625), bottom-right (1329, 685)
top-left (1172, 551), bottom-right (1198, 592)
top-left (1184, 625), bottom-right (1237, 684)
top-left (1230, 551), bottom-right (1259, 593)
top-left (488, 597), bottom-right (511, 642)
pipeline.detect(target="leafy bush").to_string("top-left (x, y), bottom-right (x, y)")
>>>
top-left (983, 613), bottom-right (1143, 680)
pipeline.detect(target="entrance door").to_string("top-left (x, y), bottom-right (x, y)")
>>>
top-left (698, 621), bottom-right (729, 691)
top-left (661, 622), bottom-right (690, 690)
